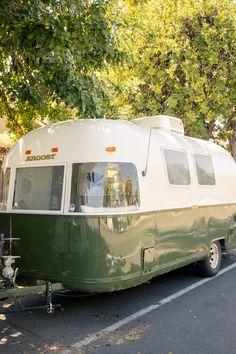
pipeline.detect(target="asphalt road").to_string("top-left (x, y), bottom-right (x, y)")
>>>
top-left (1, 251), bottom-right (236, 354)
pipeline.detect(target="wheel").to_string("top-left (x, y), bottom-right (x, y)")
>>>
top-left (196, 240), bottom-right (222, 277)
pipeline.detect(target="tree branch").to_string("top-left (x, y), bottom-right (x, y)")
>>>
top-left (0, 88), bottom-right (24, 136)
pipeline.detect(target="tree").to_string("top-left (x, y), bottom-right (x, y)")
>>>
top-left (0, 0), bottom-right (119, 137)
top-left (105, 0), bottom-right (236, 154)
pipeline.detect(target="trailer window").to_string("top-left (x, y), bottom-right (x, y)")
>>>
top-left (13, 166), bottom-right (64, 211)
top-left (69, 162), bottom-right (139, 212)
top-left (0, 168), bottom-right (10, 210)
top-left (163, 149), bottom-right (191, 185)
top-left (194, 154), bottom-right (215, 185)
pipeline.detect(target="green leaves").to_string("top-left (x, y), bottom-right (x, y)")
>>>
top-left (0, 0), bottom-right (120, 136)
top-left (104, 0), bottom-right (236, 145)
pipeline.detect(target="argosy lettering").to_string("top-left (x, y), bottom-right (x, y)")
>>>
top-left (25, 154), bottom-right (56, 161)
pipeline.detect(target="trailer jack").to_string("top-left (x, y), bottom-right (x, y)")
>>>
top-left (46, 281), bottom-right (57, 314)
top-left (0, 281), bottom-right (64, 314)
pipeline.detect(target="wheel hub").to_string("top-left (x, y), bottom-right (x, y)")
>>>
top-left (209, 243), bottom-right (219, 269)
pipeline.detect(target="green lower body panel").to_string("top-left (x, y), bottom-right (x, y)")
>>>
top-left (0, 204), bottom-right (235, 293)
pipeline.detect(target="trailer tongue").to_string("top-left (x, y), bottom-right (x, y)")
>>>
top-left (0, 231), bottom-right (64, 313)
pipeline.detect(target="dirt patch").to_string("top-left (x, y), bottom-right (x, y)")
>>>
top-left (86, 322), bottom-right (150, 351)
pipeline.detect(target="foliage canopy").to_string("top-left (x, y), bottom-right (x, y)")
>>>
top-left (106, 0), bottom-right (236, 141)
top-left (0, 0), bottom-right (119, 136)
top-left (0, 0), bottom-right (236, 157)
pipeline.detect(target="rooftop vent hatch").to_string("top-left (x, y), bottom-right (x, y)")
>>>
top-left (133, 115), bottom-right (184, 135)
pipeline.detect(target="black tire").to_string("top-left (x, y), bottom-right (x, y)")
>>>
top-left (196, 240), bottom-right (222, 277)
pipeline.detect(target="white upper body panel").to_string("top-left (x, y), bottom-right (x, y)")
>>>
top-left (5, 119), bottom-right (149, 168)
top-left (3, 117), bottom-right (236, 214)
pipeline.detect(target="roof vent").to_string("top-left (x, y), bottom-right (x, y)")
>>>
top-left (133, 115), bottom-right (184, 135)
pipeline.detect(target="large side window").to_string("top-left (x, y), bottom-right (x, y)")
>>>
top-left (69, 162), bottom-right (139, 212)
top-left (194, 154), bottom-right (215, 185)
top-left (0, 168), bottom-right (10, 210)
top-left (13, 166), bottom-right (64, 211)
top-left (163, 149), bottom-right (191, 185)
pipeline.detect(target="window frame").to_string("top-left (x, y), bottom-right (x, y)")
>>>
top-left (162, 147), bottom-right (192, 187)
top-left (68, 161), bottom-right (140, 214)
top-left (0, 167), bottom-right (11, 211)
top-left (9, 163), bottom-right (67, 214)
top-left (193, 153), bottom-right (216, 186)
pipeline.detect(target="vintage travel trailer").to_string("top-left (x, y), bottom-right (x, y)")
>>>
top-left (0, 115), bottom-right (236, 293)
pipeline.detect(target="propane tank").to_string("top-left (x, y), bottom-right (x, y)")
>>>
top-left (2, 256), bottom-right (15, 280)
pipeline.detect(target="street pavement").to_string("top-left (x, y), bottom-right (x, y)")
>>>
top-left (1, 251), bottom-right (236, 354)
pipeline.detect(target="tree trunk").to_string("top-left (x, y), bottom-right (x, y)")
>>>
top-left (229, 115), bottom-right (236, 161)
top-left (205, 120), bottom-right (215, 140)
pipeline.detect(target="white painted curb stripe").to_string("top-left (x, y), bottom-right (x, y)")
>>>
top-left (63, 262), bottom-right (236, 353)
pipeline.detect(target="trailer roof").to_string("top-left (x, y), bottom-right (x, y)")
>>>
top-left (3, 118), bottom-right (229, 167)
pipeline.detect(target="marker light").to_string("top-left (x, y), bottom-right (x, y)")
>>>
top-left (25, 150), bottom-right (32, 155)
top-left (105, 146), bottom-right (116, 153)
top-left (51, 147), bottom-right (59, 153)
